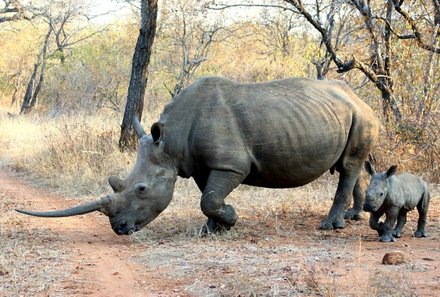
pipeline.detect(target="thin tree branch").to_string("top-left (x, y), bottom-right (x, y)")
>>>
top-left (63, 25), bottom-right (110, 47)
top-left (374, 16), bottom-right (416, 39)
top-left (392, 0), bottom-right (440, 54)
top-left (210, 3), bottom-right (298, 14)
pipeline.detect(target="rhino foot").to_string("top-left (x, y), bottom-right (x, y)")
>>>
top-left (379, 234), bottom-right (396, 242)
top-left (392, 230), bottom-right (402, 238)
top-left (319, 217), bottom-right (346, 230)
top-left (200, 218), bottom-right (231, 236)
top-left (414, 230), bottom-right (427, 238)
top-left (344, 208), bottom-right (366, 221)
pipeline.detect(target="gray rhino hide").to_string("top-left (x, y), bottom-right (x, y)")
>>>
top-left (17, 77), bottom-right (379, 235)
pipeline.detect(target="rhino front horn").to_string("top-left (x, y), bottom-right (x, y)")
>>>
top-left (16, 196), bottom-right (111, 218)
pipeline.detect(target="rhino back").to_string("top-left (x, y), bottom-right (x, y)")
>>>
top-left (388, 173), bottom-right (427, 209)
top-left (160, 77), bottom-right (376, 188)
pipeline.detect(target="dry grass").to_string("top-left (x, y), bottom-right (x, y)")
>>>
top-left (0, 110), bottom-right (135, 198)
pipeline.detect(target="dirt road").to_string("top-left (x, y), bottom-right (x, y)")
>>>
top-left (1, 168), bottom-right (439, 296)
top-left (0, 169), bottom-right (167, 296)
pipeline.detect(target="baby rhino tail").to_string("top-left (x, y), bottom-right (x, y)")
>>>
top-left (418, 181), bottom-right (430, 212)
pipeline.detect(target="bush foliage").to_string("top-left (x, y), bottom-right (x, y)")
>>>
top-left (0, 2), bottom-right (439, 190)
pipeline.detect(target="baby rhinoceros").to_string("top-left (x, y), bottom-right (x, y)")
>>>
top-left (363, 161), bottom-right (430, 242)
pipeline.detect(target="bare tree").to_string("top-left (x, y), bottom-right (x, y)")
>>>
top-left (20, 29), bottom-right (51, 114)
top-left (257, 8), bottom-right (298, 59)
top-left (390, 1), bottom-right (440, 127)
top-left (213, 0), bottom-right (438, 124)
top-left (119, 0), bottom-right (158, 150)
top-left (282, 0), bottom-right (440, 123)
top-left (277, 1), bottom-right (402, 123)
top-left (310, 1), bottom-right (352, 80)
top-left (0, 0), bottom-right (38, 23)
top-left (390, 0), bottom-right (440, 54)
top-left (160, 0), bottom-right (226, 97)
top-left (19, 0), bottom-right (108, 114)
top-left (257, 2), bottom-right (347, 79)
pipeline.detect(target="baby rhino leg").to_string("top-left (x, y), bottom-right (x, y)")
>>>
top-left (369, 210), bottom-right (384, 236)
top-left (414, 191), bottom-right (429, 238)
top-left (393, 209), bottom-right (407, 238)
top-left (380, 207), bottom-right (399, 242)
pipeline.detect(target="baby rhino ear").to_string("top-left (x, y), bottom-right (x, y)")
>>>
top-left (364, 160), bottom-right (376, 176)
top-left (385, 165), bottom-right (397, 178)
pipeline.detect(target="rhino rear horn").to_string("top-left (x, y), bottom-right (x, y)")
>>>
top-left (108, 176), bottom-right (126, 193)
top-left (133, 116), bottom-right (146, 139)
top-left (16, 196), bottom-right (110, 218)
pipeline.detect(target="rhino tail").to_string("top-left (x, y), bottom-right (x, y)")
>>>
top-left (418, 183), bottom-right (430, 212)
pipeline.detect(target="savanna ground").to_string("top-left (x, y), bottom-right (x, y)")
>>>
top-left (1, 155), bottom-right (439, 296)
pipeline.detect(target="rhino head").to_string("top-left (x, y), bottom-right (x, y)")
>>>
top-left (16, 118), bottom-right (177, 235)
top-left (363, 161), bottom-right (397, 212)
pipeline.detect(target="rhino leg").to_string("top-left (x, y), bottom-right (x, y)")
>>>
top-left (199, 170), bottom-right (244, 234)
top-left (344, 174), bottom-right (367, 221)
top-left (194, 175), bottom-right (224, 234)
top-left (379, 206), bottom-right (399, 242)
top-left (392, 209), bottom-right (407, 238)
top-left (414, 193), bottom-right (429, 238)
top-left (369, 210), bottom-right (384, 236)
top-left (320, 172), bottom-right (358, 230)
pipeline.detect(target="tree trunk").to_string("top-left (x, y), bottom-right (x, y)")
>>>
top-left (20, 29), bottom-right (50, 114)
top-left (379, 82), bottom-right (402, 125)
top-left (119, 0), bottom-right (158, 151)
top-left (20, 62), bottom-right (39, 114)
top-left (29, 57), bottom-right (47, 110)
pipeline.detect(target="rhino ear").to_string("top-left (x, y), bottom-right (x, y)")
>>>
top-left (385, 165), bottom-right (397, 178)
top-left (108, 176), bottom-right (126, 193)
top-left (364, 161), bottom-right (376, 176)
top-left (151, 122), bottom-right (164, 144)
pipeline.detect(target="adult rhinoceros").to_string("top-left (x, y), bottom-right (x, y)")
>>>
top-left (17, 77), bottom-right (379, 235)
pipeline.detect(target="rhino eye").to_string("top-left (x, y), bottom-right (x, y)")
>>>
top-left (135, 184), bottom-right (148, 197)
top-left (380, 192), bottom-right (384, 197)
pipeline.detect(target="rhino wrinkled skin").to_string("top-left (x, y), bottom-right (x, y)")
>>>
top-left (17, 77), bottom-right (379, 235)
top-left (363, 161), bottom-right (430, 242)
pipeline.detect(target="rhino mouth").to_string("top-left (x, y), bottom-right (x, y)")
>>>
top-left (132, 224), bottom-right (142, 234)
top-left (363, 203), bottom-right (377, 212)
top-left (113, 223), bottom-right (143, 235)
top-left (125, 228), bottom-right (136, 235)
